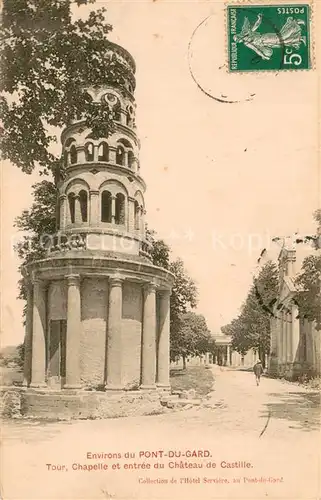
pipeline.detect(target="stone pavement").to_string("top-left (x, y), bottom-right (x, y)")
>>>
top-left (1, 367), bottom-right (320, 500)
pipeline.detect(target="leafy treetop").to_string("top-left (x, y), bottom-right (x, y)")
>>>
top-left (1, 0), bottom-right (132, 177)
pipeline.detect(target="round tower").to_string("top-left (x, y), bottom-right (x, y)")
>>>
top-left (23, 43), bottom-right (174, 399)
top-left (57, 44), bottom-right (149, 260)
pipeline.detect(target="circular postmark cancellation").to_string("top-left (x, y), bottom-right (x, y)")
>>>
top-left (227, 4), bottom-right (311, 72)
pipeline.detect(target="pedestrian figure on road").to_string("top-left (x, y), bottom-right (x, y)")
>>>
top-left (253, 359), bottom-right (264, 386)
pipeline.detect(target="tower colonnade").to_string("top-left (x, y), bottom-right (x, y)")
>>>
top-left (24, 270), bottom-right (171, 391)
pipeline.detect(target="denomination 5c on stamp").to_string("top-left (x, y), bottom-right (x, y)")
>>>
top-left (227, 4), bottom-right (311, 72)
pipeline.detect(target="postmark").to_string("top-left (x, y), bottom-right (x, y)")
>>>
top-left (227, 4), bottom-right (311, 72)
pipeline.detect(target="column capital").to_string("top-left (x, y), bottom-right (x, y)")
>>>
top-left (66, 274), bottom-right (80, 286)
top-left (109, 276), bottom-right (123, 287)
top-left (158, 288), bottom-right (171, 297)
top-left (143, 282), bottom-right (156, 294)
top-left (59, 194), bottom-right (67, 200)
top-left (89, 189), bottom-right (99, 196)
top-left (32, 276), bottom-right (47, 288)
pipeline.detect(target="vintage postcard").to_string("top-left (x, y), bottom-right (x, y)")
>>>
top-left (0, 1), bottom-right (320, 499)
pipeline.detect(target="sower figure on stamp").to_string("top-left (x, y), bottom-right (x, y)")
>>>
top-left (253, 359), bottom-right (264, 386)
top-left (234, 14), bottom-right (306, 61)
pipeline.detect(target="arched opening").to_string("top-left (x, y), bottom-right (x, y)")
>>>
top-left (116, 145), bottom-right (125, 166)
top-left (70, 145), bottom-right (77, 164)
top-left (115, 193), bottom-right (125, 225)
top-left (101, 190), bottom-right (112, 223)
top-left (85, 142), bottom-right (95, 162)
top-left (98, 142), bottom-right (109, 162)
top-left (134, 200), bottom-right (140, 230)
top-left (79, 190), bottom-right (88, 222)
top-left (127, 150), bottom-right (134, 169)
top-left (118, 138), bottom-right (132, 148)
top-left (68, 193), bottom-right (75, 224)
top-left (65, 138), bottom-right (75, 148)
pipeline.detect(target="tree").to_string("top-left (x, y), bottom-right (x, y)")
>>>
top-left (222, 317), bottom-right (250, 356)
top-left (0, 343), bottom-right (24, 368)
top-left (171, 312), bottom-right (212, 369)
top-left (294, 210), bottom-right (321, 330)
top-left (146, 228), bottom-right (171, 270)
top-left (222, 261), bottom-right (279, 367)
top-left (14, 180), bottom-right (57, 306)
top-left (145, 231), bottom-right (199, 362)
top-left (1, 0), bottom-right (129, 177)
top-left (295, 255), bottom-right (321, 329)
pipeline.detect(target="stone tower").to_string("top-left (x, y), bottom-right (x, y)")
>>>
top-left (23, 42), bottom-right (173, 398)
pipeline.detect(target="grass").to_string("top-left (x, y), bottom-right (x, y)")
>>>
top-left (170, 366), bottom-right (214, 397)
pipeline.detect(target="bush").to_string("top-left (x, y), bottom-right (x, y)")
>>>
top-left (0, 344), bottom-right (24, 369)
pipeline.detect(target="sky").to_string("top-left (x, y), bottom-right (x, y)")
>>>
top-left (1, 0), bottom-right (320, 347)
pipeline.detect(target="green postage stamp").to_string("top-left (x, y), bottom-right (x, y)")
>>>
top-left (227, 4), bottom-right (311, 72)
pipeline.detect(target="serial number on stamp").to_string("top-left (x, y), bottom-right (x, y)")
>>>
top-left (227, 4), bottom-right (311, 72)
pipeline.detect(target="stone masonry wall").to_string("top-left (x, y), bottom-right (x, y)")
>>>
top-left (80, 278), bottom-right (108, 387)
top-left (48, 280), bottom-right (67, 320)
top-left (121, 282), bottom-right (142, 388)
top-left (47, 277), bottom-right (147, 388)
top-left (0, 388), bottom-right (165, 421)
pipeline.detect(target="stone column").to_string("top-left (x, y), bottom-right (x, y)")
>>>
top-left (77, 147), bottom-right (86, 164)
top-left (140, 207), bottom-right (145, 236)
top-left (282, 311), bottom-right (287, 364)
top-left (221, 348), bottom-right (226, 366)
top-left (109, 147), bottom-right (117, 164)
top-left (30, 279), bottom-right (47, 388)
top-left (141, 283), bottom-right (157, 390)
top-left (286, 312), bottom-right (292, 362)
top-left (276, 314), bottom-right (282, 362)
top-left (59, 195), bottom-right (67, 230)
top-left (111, 195), bottom-right (116, 224)
top-left (284, 313), bottom-right (288, 363)
top-left (120, 110), bottom-right (127, 126)
top-left (74, 194), bottom-right (82, 224)
top-left (226, 345), bottom-right (231, 366)
top-left (64, 275), bottom-right (81, 389)
top-left (66, 194), bottom-right (71, 226)
top-left (131, 158), bottom-right (138, 173)
top-left (124, 151), bottom-right (129, 167)
top-left (291, 304), bottom-right (300, 362)
top-left (105, 277), bottom-right (123, 390)
top-left (156, 290), bottom-right (171, 389)
top-left (128, 198), bottom-right (135, 232)
top-left (23, 281), bottom-right (33, 386)
top-left (93, 145), bottom-right (99, 162)
top-left (89, 190), bottom-right (99, 226)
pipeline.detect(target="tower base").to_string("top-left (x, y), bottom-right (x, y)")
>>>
top-left (0, 386), bottom-right (168, 421)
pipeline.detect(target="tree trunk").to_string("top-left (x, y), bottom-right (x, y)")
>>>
top-left (182, 355), bottom-right (186, 370)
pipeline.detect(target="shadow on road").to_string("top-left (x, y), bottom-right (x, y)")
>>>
top-left (260, 392), bottom-right (320, 432)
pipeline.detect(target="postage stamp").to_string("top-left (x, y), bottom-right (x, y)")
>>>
top-left (227, 4), bottom-right (311, 72)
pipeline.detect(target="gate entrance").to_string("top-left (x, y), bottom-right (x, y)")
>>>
top-left (47, 320), bottom-right (66, 388)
